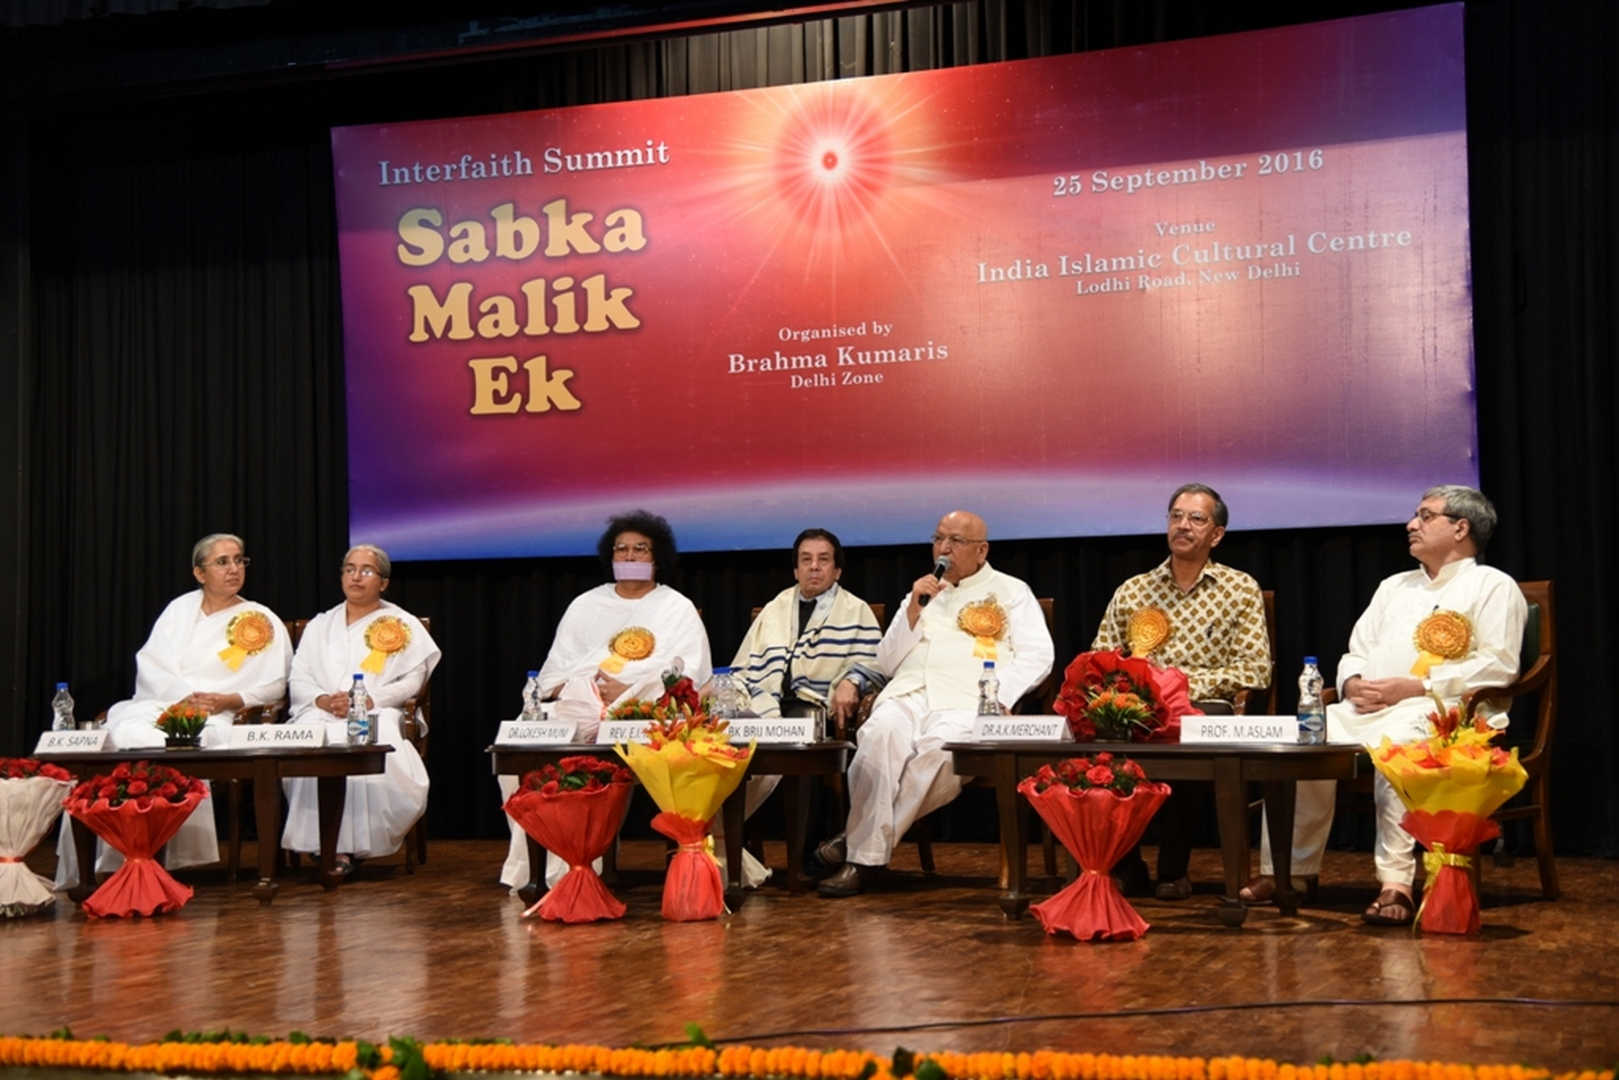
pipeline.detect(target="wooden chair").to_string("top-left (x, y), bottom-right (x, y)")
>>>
top-left (1231, 589), bottom-right (1278, 715)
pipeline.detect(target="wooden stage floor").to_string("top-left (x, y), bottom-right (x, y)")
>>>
top-left (7, 840), bottom-right (1616, 1070)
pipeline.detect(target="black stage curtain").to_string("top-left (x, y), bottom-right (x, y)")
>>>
top-left (4, 1), bottom-right (1615, 855)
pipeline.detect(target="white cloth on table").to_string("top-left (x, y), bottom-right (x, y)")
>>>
top-left (500, 583), bottom-right (711, 892)
top-left (55, 591), bottom-right (290, 890)
top-left (845, 563), bottom-right (1053, 868)
top-left (280, 600), bottom-right (440, 858)
top-left (1261, 558), bottom-right (1527, 885)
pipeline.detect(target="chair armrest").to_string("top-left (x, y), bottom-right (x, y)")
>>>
top-left (398, 697), bottom-right (425, 743)
top-left (234, 702), bottom-right (285, 725)
top-left (1460, 655), bottom-right (1552, 721)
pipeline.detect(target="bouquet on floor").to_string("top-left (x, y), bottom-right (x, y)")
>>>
top-left (1370, 695), bottom-right (1527, 935)
top-left (1053, 648), bottom-right (1197, 743)
top-left (0, 758), bottom-right (76, 917)
top-left (64, 760), bottom-right (207, 918)
top-left (614, 670), bottom-right (754, 921)
top-left (1018, 753), bottom-right (1171, 942)
top-left (503, 755), bottom-right (636, 923)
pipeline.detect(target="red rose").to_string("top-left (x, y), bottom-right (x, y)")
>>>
top-left (1085, 765), bottom-right (1115, 787)
top-left (126, 779), bottom-right (149, 795)
top-left (112, 762), bottom-right (132, 779)
top-left (540, 780), bottom-right (560, 796)
top-left (1121, 760), bottom-right (1147, 779)
top-left (1093, 751), bottom-right (1114, 765)
top-left (157, 781), bottom-right (179, 798)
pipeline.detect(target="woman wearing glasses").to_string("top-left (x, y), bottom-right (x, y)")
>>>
top-left (56, 532), bottom-right (292, 888)
top-left (280, 544), bottom-right (440, 874)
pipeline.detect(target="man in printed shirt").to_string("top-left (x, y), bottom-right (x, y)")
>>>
top-left (1093, 483), bottom-right (1272, 898)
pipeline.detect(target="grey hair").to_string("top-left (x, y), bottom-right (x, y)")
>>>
top-left (1423, 485), bottom-right (1497, 552)
top-left (1167, 483), bottom-right (1229, 528)
top-left (192, 533), bottom-right (245, 567)
top-left (345, 544), bottom-right (392, 580)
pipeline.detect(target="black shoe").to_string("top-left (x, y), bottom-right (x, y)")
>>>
top-left (1111, 857), bottom-right (1152, 898)
top-left (817, 863), bottom-right (867, 898)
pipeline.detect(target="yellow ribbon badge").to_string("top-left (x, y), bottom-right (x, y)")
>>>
top-left (360, 615), bottom-right (411, 674)
top-left (956, 596), bottom-right (1008, 660)
top-left (218, 611), bottom-right (274, 672)
top-left (1410, 609), bottom-right (1472, 677)
top-left (1126, 607), bottom-right (1171, 658)
top-left (601, 626), bottom-right (656, 675)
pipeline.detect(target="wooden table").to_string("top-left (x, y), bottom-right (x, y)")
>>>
top-left (945, 741), bottom-right (1365, 925)
top-left (40, 745), bottom-right (392, 904)
top-left (488, 741), bottom-right (852, 910)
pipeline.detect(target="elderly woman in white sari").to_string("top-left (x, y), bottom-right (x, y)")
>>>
top-left (280, 545), bottom-right (440, 875)
top-left (55, 533), bottom-right (291, 889)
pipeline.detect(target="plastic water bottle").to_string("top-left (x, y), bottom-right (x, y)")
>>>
top-left (710, 667), bottom-right (740, 718)
top-left (977, 661), bottom-right (1001, 716)
top-left (521, 670), bottom-right (543, 722)
top-left (51, 682), bottom-right (75, 731)
top-left (1297, 657), bottom-right (1326, 745)
top-left (346, 673), bottom-right (370, 744)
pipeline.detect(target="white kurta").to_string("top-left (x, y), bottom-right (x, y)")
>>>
top-left (1262, 558), bottom-right (1528, 884)
top-left (56, 591), bottom-right (291, 888)
top-left (280, 601), bottom-right (441, 857)
top-left (499, 582), bottom-right (711, 892)
top-left (845, 563), bottom-right (1054, 867)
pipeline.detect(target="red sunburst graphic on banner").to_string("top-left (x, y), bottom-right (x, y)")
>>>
top-left (769, 91), bottom-right (896, 235)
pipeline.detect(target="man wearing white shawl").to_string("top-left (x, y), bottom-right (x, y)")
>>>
top-left (499, 511), bottom-right (711, 892)
top-left (281, 545), bottom-right (441, 866)
top-left (55, 533), bottom-right (291, 889)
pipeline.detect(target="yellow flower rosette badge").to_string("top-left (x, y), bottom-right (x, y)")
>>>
top-left (957, 596), bottom-right (1008, 660)
top-left (218, 610), bottom-right (274, 671)
top-left (1126, 607), bottom-right (1171, 658)
top-left (360, 615), bottom-right (411, 674)
top-left (601, 627), bottom-right (656, 674)
top-left (1410, 609), bottom-right (1472, 677)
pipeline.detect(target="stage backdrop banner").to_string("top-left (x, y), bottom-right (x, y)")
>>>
top-left (331, 5), bottom-right (1473, 559)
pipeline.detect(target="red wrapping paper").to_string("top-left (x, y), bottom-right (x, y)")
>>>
top-left (67, 791), bottom-right (206, 918)
top-left (1019, 778), bottom-right (1171, 941)
top-left (1403, 808), bottom-right (1501, 936)
top-left (651, 811), bottom-right (726, 922)
top-left (503, 781), bottom-right (634, 923)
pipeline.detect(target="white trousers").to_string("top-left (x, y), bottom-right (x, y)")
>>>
top-left (845, 693), bottom-right (974, 868)
top-left (281, 709), bottom-right (428, 858)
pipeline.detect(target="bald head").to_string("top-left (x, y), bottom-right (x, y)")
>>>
top-left (931, 510), bottom-right (990, 582)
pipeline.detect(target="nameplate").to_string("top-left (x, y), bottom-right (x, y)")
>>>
top-left (969, 715), bottom-right (1069, 742)
top-left (725, 717), bottom-right (816, 744)
top-left (225, 724), bottom-right (325, 749)
top-left (496, 719), bottom-right (578, 745)
top-left (35, 729), bottom-right (109, 753)
top-left (598, 720), bottom-right (652, 744)
top-left (1180, 715), bottom-right (1297, 744)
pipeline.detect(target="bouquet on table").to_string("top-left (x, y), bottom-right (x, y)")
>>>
top-left (0, 757), bottom-right (76, 917)
top-left (613, 668), bottom-right (754, 921)
top-left (156, 703), bottom-right (209, 747)
top-left (1370, 695), bottom-right (1527, 935)
top-left (1017, 753), bottom-right (1171, 941)
top-left (64, 760), bottom-right (207, 918)
top-left (502, 755), bottom-right (636, 923)
top-left (1053, 644), bottom-right (1197, 743)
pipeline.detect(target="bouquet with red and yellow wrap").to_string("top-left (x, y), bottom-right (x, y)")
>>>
top-left (1370, 696), bottom-right (1527, 935)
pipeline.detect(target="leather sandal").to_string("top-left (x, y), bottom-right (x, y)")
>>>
top-left (1238, 874), bottom-right (1319, 905)
top-left (1362, 888), bottom-right (1414, 926)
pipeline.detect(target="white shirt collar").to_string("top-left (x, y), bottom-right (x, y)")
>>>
top-left (1421, 556), bottom-right (1475, 588)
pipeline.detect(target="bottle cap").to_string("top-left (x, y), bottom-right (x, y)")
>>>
top-left (713, 666), bottom-right (731, 675)
top-left (527, 669), bottom-right (539, 678)
top-left (55, 681), bottom-right (69, 690)
top-left (1303, 656), bottom-right (1318, 665)
top-left (982, 660), bottom-right (995, 669)
top-left (353, 673), bottom-right (365, 680)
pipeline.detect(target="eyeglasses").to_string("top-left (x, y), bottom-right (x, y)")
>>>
top-left (930, 534), bottom-right (986, 546)
top-left (1167, 510), bottom-right (1213, 527)
top-left (1411, 508), bottom-right (1457, 525)
top-left (204, 555), bottom-right (251, 569)
top-left (341, 565), bottom-right (381, 578)
top-left (612, 542), bottom-right (653, 556)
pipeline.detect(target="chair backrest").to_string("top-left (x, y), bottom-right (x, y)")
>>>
top-left (288, 617), bottom-right (309, 649)
top-left (1260, 588), bottom-right (1279, 714)
top-left (1511, 580), bottom-right (1555, 767)
top-left (1016, 597), bottom-right (1059, 713)
top-left (748, 598), bottom-right (888, 627)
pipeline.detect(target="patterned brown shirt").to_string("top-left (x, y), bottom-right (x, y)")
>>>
top-left (1091, 558), bottom-right (1272, 702)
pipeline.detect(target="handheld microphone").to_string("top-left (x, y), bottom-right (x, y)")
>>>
top-left (918, 555), bottom-right (951, 607)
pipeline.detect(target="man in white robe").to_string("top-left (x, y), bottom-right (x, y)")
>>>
top-left (56, 534), bottom-right (290, 888)
top-left (1252, 485), bottom-right (1527, 925)
top-left (818, 510), bottom-right (1054, 896)
top-left (281, 575), bottom-right (441, 861)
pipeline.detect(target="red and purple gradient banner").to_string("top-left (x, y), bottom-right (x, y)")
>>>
top-left (332, 5), bottom-right (1474, 559)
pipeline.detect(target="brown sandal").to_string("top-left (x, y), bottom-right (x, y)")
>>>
top-left (1239, 875), bottom-right (1319, 905)
top-left (1362, 888), bottom-right (1414, 926)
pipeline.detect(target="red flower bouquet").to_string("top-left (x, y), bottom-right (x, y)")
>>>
top-left (1018, 753), bottom-right (1171, 941)
top-left (0, 758), bottom-right (77, 917)
top-left (503, 755), bottom-right (636, 923)
top-left (1053, 650), bottom-right (1197, 742)
top-left (64, 761), bottom-right (208, 918)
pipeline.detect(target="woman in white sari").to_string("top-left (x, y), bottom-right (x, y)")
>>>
top-left (56, 533), bottom-right (291, 889)
top-left (281, 544), bottom-right (440, 873)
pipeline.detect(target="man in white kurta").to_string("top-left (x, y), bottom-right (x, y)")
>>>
top-left (819, 511), bottom-right (1054, 896)
top-left (56, 588), bottom-right (291, 888)
top-left (1256, 486), bottom-right (1527, 922)
top-left (281, 599), bottom-right (441, 858)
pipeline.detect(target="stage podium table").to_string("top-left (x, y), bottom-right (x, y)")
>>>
top-left (488, 741), bottom-right (852, 911)
top-left (39, 745), bottom-right (392, 904)
top-left (945, 740), bottom-right (1365, 925)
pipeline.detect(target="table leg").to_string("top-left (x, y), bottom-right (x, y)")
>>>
top-left (722, 788), bottom-right (745, 912)
top-left (68, 817), bottom-right (97, 903)
top-left (316, 775), bottom-right (348, 890)
top-left (1262, 780), bottom-right (1301, 916)
top-left (783, 775), bottom-right (812, 893)
top-left (251, 764), bottom-right (281, 904)
top-left (518, 834), bottom-right (547, 907)
top-left (1211, 757), bottom-right (1250, 927)
top-left (993, 755), bottom-right (1028, 919)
